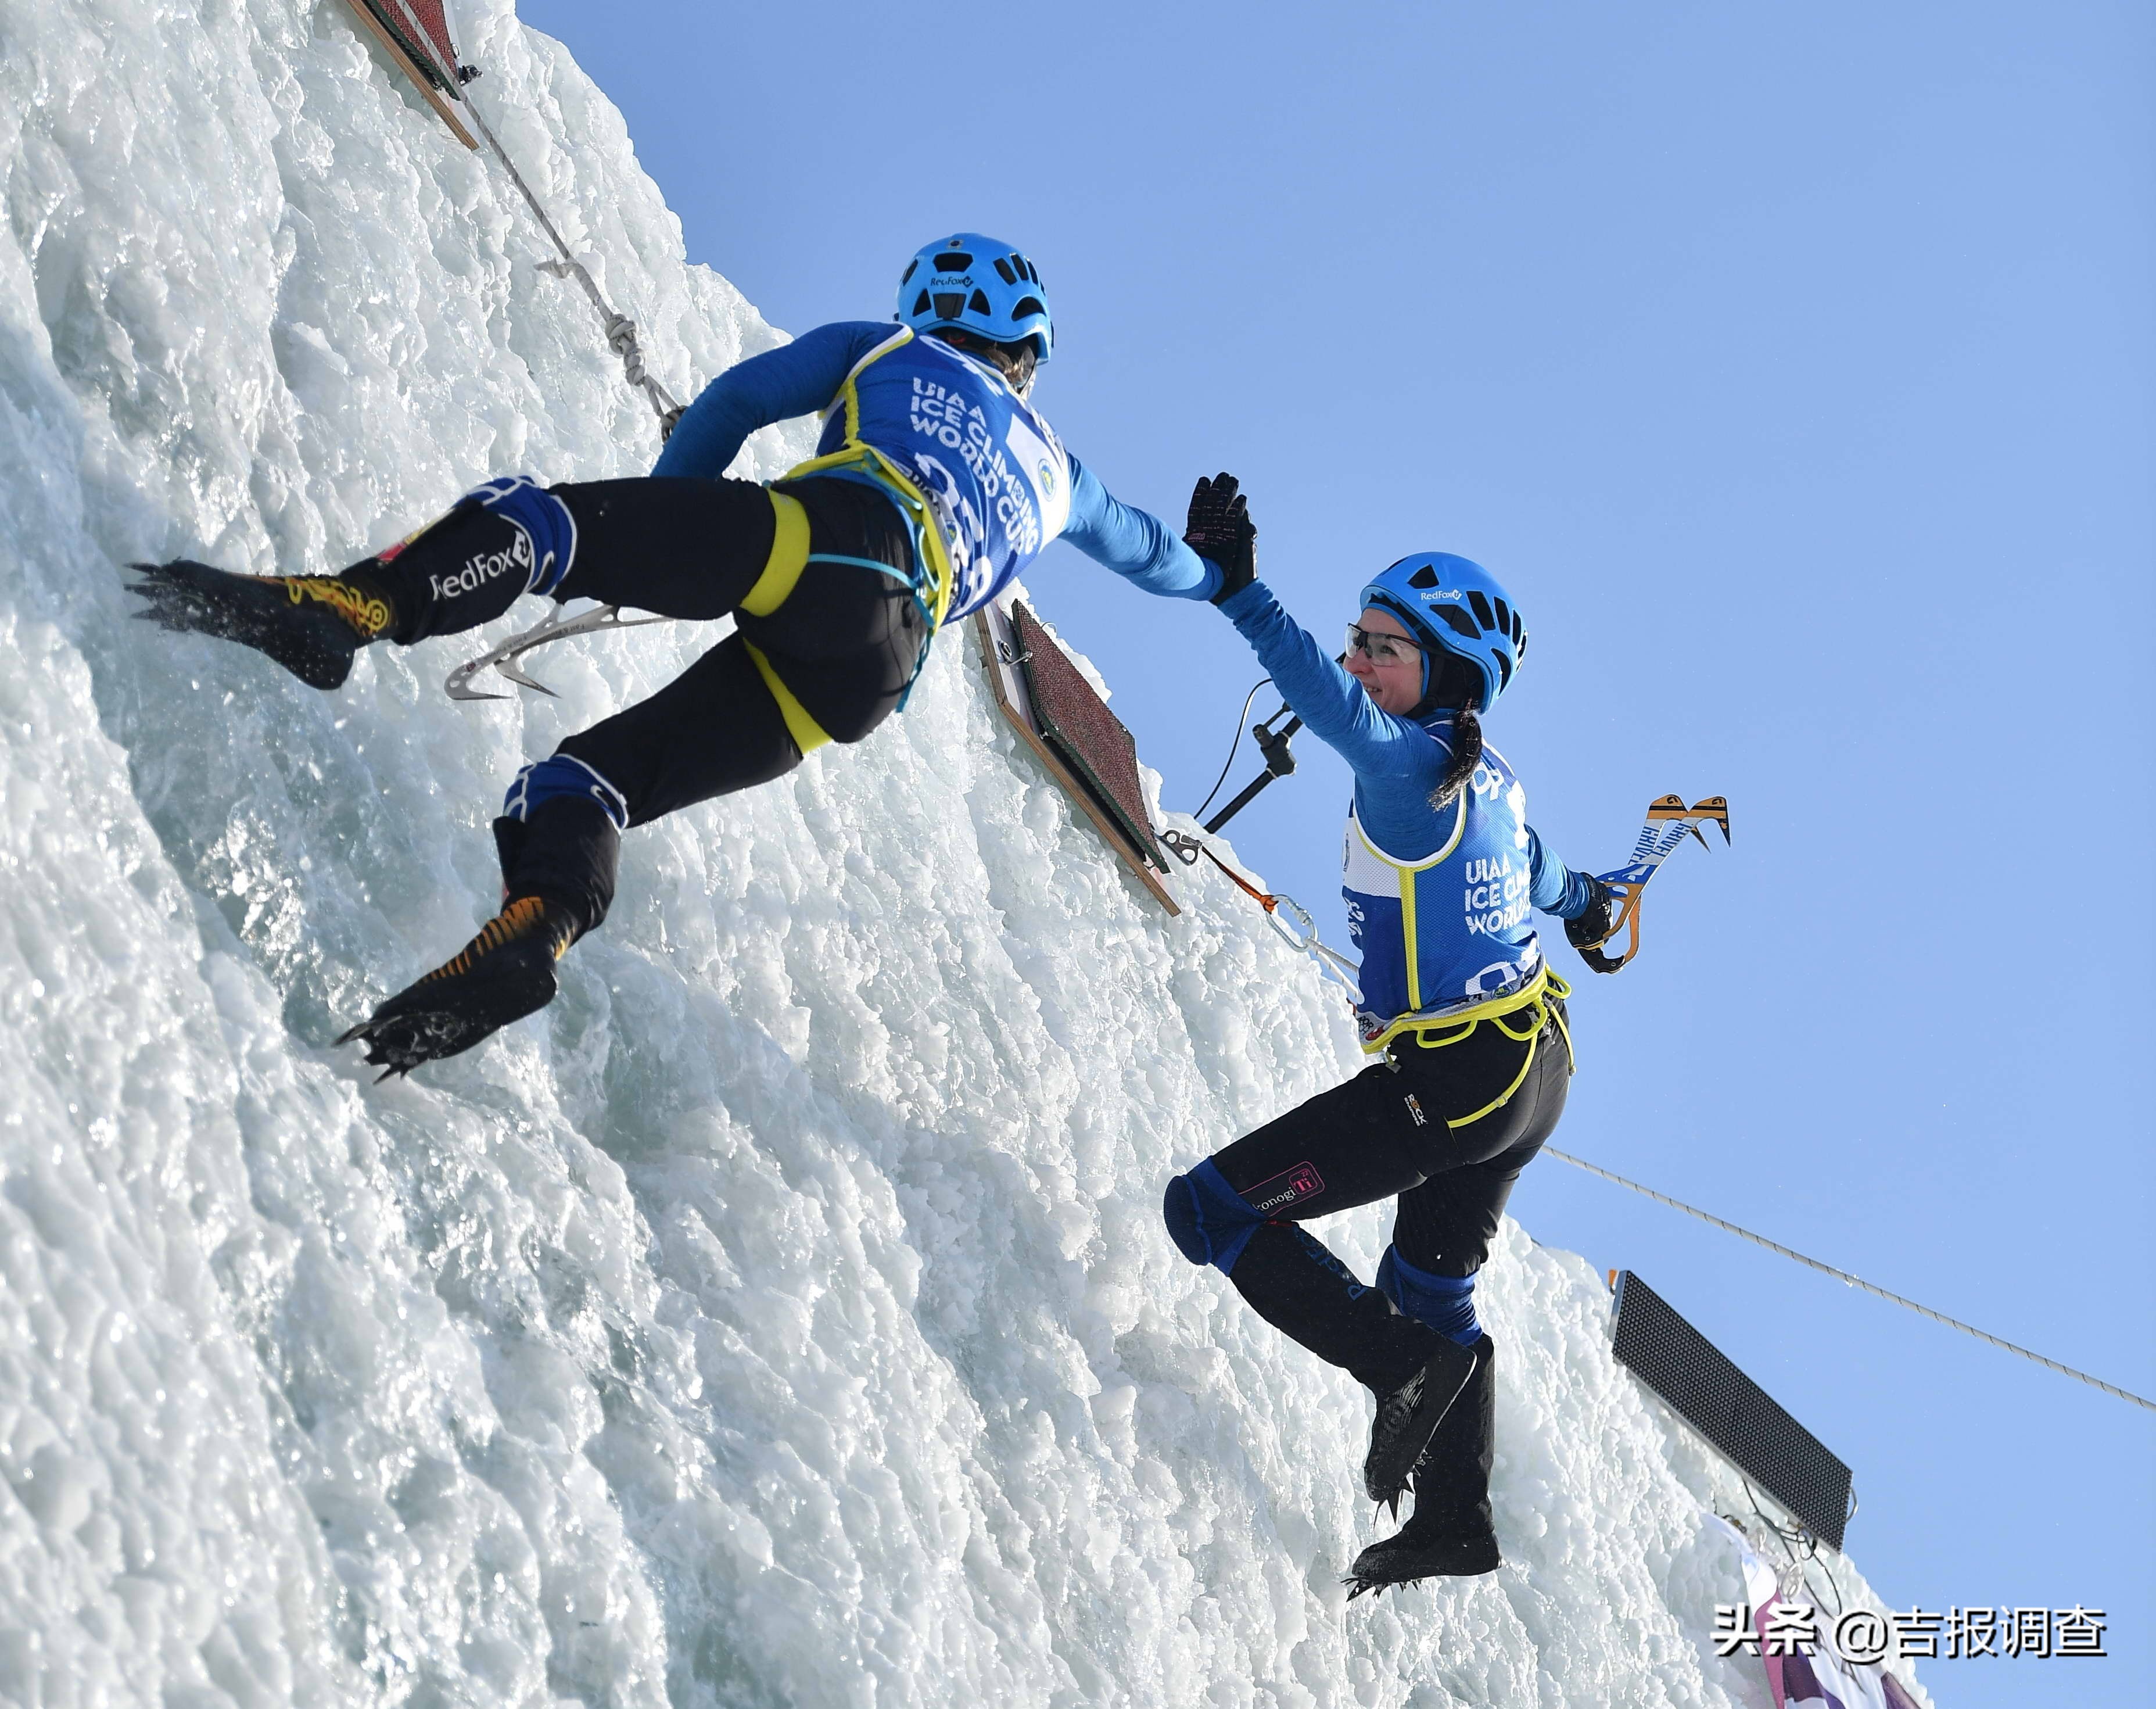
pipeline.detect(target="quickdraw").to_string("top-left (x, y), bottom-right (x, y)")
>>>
top-left (374, 8), bottom-right (687, 436)
top-left (1162, 827), bottom-right (1362, 1002)
top-left (378, 19), bottom-right (691, 707)
top-left (1576, 794), bottom-right (1730, 973)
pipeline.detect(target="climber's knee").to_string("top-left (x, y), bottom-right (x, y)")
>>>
top-left (1163, 1160), bottom-right (1266, 1274)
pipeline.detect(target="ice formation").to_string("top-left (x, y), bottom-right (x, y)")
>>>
top-left (0, 3), bottom-right (1928, 1703)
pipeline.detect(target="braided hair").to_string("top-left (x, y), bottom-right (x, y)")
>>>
top-left (1418, 647), bottom-right (1487, 811)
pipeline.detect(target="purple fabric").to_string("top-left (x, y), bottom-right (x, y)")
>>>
top-left (1778, 1650), bottom-right (1848, 1709)
top-left (1877, 1674), bottom-right (1922, 1709)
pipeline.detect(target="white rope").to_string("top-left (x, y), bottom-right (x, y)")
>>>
top-left (379, 2), bottom-right (684, 434)
top-left (1262, 893), bottom-right (1364, 1004)
top-left (1545, 1146), bottom-right (2156, 1415)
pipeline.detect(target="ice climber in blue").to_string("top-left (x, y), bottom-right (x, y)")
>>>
top-left (128, 234), bottom-right (1228, 1074)
top-left (1158, 475), bottom-right (1622, 1597)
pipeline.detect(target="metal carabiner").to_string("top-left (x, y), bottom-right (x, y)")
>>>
top-left (1265, 893), bottom-right (1319, 952)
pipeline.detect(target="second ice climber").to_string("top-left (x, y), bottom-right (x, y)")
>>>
top-left (128, 233), bottom-right (1227, 1074)
top-left (1155, 476), bottom-right (1623, 1597)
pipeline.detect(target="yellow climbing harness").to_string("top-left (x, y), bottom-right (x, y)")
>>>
top-left (780, 327), bottom-right (956, 639)
top-left (783, 443), bottom-right (955, 636)
top-left (723, 346), bottom-right (960, 756)
top-left (1375, 966), bottom-right (1575, 1129)
top-left (1175, 829), bottom-right (1568, 1127)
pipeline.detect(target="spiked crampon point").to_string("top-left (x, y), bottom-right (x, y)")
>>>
top-left (1362, 1336), bottom-right (1477, 1506)
top-left (126, 559), bottom-right (393, 690)
top-left (338, 895), bottom-right (579, 1079)
top-left (1343, 1511), bottom-right (1501, 1600)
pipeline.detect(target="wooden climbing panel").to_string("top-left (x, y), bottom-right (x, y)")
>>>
top-left (339, 0), bottom-right (478, 148)
top-left (974, 598), bottom-right (1178, 916)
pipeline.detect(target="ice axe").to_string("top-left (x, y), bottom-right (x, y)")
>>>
top-left (1574, 794), bottom-right (1730, 973)
top-left (444, 603), bottom-right (667, 701)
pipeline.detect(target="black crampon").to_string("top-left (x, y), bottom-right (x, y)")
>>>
top-left (1344, 1524), bottom-right (1501, 1600)
top-left (337, 897), bottom-right (575, 1079)
top-left (126, 559), bottom-right (391, 690)
top-left (1362, 1337), bottom-right (1478, 1506)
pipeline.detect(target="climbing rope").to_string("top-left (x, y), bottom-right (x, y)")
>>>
top-left (1162, 829), bottom-right (1362, 1002)
top-left (378, 2), bottom-right (685, 436)
top-left (1548, 1146), bottom-right (2156, 1415)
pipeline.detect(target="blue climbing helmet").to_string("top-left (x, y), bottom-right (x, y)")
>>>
top-left (895, 233), bottom-right (1054, 364)
top-left (1361, 553), bottom-right (1527, 714)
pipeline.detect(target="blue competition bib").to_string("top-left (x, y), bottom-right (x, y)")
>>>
top-left (809, 329), bottom-right (1072, 619)
top-left (1342, 741), bottom-right (1546, 1051)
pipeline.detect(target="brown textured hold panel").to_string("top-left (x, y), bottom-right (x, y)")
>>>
top-left (1010, 603), bottom-right (1164, 872)
top-left (340, 1), bottom-right (477, 146)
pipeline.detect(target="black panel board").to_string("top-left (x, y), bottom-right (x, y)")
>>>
top-left (1610, 1271), bottom-right (1852, 1549)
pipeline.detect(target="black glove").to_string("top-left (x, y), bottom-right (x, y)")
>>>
top-left (1185, 471), bottom-right (1256, 606)
top-left (1564, 877), bottom-right (1626, 974)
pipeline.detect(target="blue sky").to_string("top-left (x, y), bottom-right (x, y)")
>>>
top-left (517, 3), bottom-right (2152, 1701)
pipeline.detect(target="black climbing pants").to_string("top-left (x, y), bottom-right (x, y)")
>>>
top-left (545, 475), bottom-right (926, 822)
top-left (1210, 1001), bottom-right (1570, 1393)
top-left (364, 473), bottom-right (925, 927)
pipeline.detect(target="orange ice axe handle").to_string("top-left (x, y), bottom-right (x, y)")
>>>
top-left (1577, 794), bottom-right (1730, 973)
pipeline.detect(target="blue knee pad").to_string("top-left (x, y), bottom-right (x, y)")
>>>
top-left (1376, 1245), bottom-right (1483, 1346)
top-left (1163, 1159), bottom-right (1265, 1274)
top-left (465, 475), bottom-right (578, 596)
top-left (503, 754), bottom-right (629, 831)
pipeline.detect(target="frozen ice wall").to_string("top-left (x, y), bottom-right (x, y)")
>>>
top-left (0, 3), bottom-right (1926, 1704)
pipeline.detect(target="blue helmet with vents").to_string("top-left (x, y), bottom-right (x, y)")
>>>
top-left (895, 232), bottom-right (1054, 365)
top-left (1361, 553), bottom-right (1527, 714)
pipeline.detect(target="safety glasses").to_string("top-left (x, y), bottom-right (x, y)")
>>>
top-left (1344, 624), bottom-right (1424, 667)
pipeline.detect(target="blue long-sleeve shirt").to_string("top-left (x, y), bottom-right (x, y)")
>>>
top-left (654, 321), bottom-right (1221, 611)
top-left (1217, 579), bottom-right (1590, 917)
top-left (1219, 578), bottom-right (1591, 1036)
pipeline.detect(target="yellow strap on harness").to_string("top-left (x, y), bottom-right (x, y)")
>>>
top-left (781, 446), bottom-right (955, 635)
top-left (726, 323), bottom-right (948, 743)
top-left (741, 490), bottom-right (812, 617)
top-left (1372, 969), bottom-right (1576, 1130)
top-left (730, 491), bottom-right (829, 750)
top-left (742, 639), bottom-right (831, 755)
top-left (1363, 966), bottom-right (1559, 1055)
top-left (740, 459), bottom-right (940, 756)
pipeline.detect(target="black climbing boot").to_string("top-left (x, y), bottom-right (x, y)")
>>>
top-left (130, 478), bottom-right (571, 684)
top-left (1362, 1332), bottom-right (1478, 1504)
top-left (1348, 1337), bottom-right (1501, 1597)
top-left (338, 895), bottom-right (580, 1078)
top-left (126, 560), bottom-right (395, 690)
top-left (1344, 1493), bottom-right (1501, 1598)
